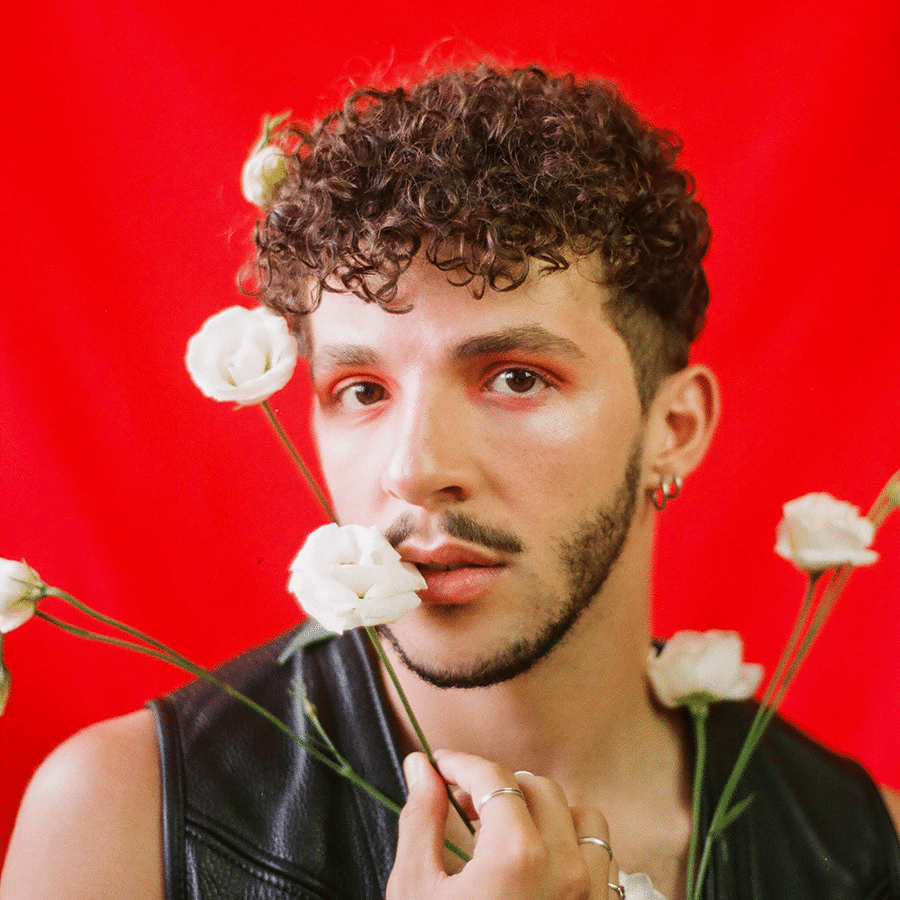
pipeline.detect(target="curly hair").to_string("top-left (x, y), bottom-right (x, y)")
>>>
top-left (250, 64), bottom-right (710, 407)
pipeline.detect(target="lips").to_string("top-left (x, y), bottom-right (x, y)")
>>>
top-left (398, 543), bottom-right (507, 605)
top-left (415, 564), bottom-right (506, 605)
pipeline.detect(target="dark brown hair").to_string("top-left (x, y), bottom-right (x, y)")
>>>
top-left (249, 64), bottom-right (710, 407)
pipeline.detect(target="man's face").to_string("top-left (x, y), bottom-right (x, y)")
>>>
top-left (307, 259), bottom-right (648, 688)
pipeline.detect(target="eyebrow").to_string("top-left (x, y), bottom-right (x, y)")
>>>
top-left (311, 324), bottom-right (586, 378)
top-left (310, 345), bottom-right (381, 379)
top-left (452, 324), bottom-right (586, 362)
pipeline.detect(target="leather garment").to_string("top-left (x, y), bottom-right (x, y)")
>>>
top-left (151, 627), bottom-right (900, 899)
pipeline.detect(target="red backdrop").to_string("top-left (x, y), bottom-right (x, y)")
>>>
top-left (2, 0), bottom-right (899, 857)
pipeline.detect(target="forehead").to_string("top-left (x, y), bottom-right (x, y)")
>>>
top-left (306, 257), bottom-right (628, 371)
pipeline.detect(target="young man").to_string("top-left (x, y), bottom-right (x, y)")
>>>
top-left (4, 65), bottom-right (900, 900)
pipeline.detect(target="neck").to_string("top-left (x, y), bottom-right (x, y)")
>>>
top-left (376, 519), bottom-right (693, 891)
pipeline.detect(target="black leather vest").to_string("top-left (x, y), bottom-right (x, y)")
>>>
top-left (151, 628), bottom-right (900, 899)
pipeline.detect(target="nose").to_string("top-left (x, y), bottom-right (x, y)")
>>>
top-left (380, 384), bottom-right (476, 508)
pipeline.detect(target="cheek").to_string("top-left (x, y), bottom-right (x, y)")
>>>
top-left (312, 417), bottom-right (363, 513)
top-left (482, 402), bottom-right (640, 504)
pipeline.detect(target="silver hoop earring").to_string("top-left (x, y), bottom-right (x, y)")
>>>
top-left (652, 474), bottom-right (682, 511)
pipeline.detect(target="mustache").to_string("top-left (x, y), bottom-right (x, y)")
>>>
top-left (385, 511), bottom-right (524, 555)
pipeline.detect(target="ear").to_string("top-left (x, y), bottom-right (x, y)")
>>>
top-left (643, 365), bottom-right (719, 491)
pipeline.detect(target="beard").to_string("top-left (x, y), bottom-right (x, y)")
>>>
top-left (379, 440), bottom-right (643, 690)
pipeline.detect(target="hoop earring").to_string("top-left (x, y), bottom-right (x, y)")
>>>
top-left (652, 474), bottom-right (682, 511)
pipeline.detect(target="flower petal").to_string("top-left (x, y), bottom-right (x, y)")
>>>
top-left (186, 306), bottom-right (297, 405)
top-left (775, 492), bottom-right (879, 572)
top-left (288, 524), bottom-right (424, 633)
top-left (648, 630), bottom-right (762, 708)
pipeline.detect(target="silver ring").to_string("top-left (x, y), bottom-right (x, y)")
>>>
top-left (477, 786), bottom-right (526, 814)
top-left (608, 883), bottom-right (626, 899)
top-left (578, 836), bottom-right (613, 858)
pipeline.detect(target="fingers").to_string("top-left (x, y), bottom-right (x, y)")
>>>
top-left (386, 753), bottom-right (450, 899)
top-left (570, 806), bottom-right (614, 900)
top-left (432, 749), bottom-right (536, 855)
top-left (390, 749), bottom-right (620, 900)
top-left (434, 751), bottom-right (595, 898)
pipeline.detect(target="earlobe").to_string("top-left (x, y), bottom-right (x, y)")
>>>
top-left (645, 364), bottom-right (720, 494)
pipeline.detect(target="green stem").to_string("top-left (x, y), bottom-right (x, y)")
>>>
top-left (36, 612), bottom-right (359, 782)
top-left (686, 703), bottom-right (708, 900)
top-left (293, 678), bottom-right (348, 764)
top-left (261, 400), bottom-right (336, 522)
top-left (759, 567), bottom-right (847, 729)
top-left (754, 575), bottom-right (819, 714)
top-left (691, 575), bottom-right (820, 899)
top-left (365, 626), bottom-right (476, 835)
top-left (47, 588), bottom-right (200, 671)
top-left (692, 833), bottom-right (714, 900)
top-left (34, 607), bottom-right (471, 862)
top-left (866, 470), bottom-right (900, 529)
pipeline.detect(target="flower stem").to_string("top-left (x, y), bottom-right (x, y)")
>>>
top-left (293, 676), bottom-right (347, 763)
top-left (754, 574), bottom-right (819, 715)
top-left (685, 703), bottom-right (708, 900)
top-left (365, 626), bottom-right (476, 835)
top-left (261, 400), bottom-right (336, 522)
top-left (866, 470), bottom-right (900, 529)
top-left (34, 605), bottom-right (471, 861)
top-left (257, 403), bottom-right (473, 843)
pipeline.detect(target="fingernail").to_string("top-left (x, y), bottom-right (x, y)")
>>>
top-left (514, 770), bottom-right (534, 778)
top-left (404, 752), bottom-right (425, 786)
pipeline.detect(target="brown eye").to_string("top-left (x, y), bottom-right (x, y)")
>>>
top-left (488, 368), bottom-right (548, 396)
top-left (338, 381), bottom-right (387, 409)
top-left (504, 370), bottom-right (537, 392)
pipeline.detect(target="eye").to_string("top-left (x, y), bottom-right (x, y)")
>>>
top-left (486, 367), bottom-right (550, 396)
top-left (335, 381), bottom-right (388, 410)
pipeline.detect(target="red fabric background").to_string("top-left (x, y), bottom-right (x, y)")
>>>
top-left (2, 0), bottom-right (899, 857)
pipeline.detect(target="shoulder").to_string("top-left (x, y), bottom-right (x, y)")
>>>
top-left (0, 709), bottom-right (164, 900)
top-left (706, 703), bottom-right (900, 894)
top-left (879, 785), bottom-right (900, 837)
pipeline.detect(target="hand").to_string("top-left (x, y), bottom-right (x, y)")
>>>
top-left (387, 750), bottom-right (620, 900)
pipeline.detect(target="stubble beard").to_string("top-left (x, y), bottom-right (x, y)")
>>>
top-left (379, 441), bottom-right (643, 690)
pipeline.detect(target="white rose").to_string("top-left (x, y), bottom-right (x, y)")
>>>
top-left (288, 524), bottom-right (426, 634)
top-left (241, 144), bottom-right (287, 207)
top-left (621, 872), bottom-right (668, 900)
top-left (647, 630), bottom-right (764, 708)
top-left (774, 492), bottom-right (878, 573)
top-left (186, 306), bottom-right (298, 406)
top-left (0, 559), bottom-right (42, 633)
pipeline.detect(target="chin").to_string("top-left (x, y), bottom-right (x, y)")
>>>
top-left (378, 619), bottom-right (558, 690)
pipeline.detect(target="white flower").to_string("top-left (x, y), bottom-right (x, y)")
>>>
top-left (241, 143), bottom-right (287, 207)
top-left (775, 492), bottom-right (878, 573)
top-left (621, 871), bottom-right (667, 900)
top-left (288, 524), bottom-right (426, 634)
top-left (186, 306), bottom-right (298, 406)
top-left (0, 559), bottom-right (42, 633)
top-left (647, 630), bottom-right (764, 708)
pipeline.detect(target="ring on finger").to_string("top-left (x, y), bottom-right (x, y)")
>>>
top-left (578, 836), bottom-right (613, 859)
top-left (477, 786), bottom-right (527, 814)
top-left (608, 882), bottom-right (626, 899)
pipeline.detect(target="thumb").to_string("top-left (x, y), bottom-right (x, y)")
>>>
top-left (388, 753), bottom-right (450, 899)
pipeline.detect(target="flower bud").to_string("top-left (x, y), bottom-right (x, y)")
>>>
top-left (0, 558), bottom-right (42, 633)
top-left (241, 144), bottom-right (287, 207)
